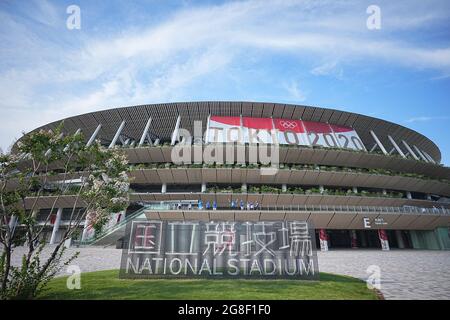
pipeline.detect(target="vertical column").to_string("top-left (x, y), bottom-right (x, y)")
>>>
top-left (319, 185), bottom-right (324, 194)
top-left (281, 184), bottom-right (287, 192)
top-left (319, 229), bottom-right (329, 251)
top-left (352, 187), bottom-right (358, 194)
top-left (395, 230), bottom-right (405, 249)
top-left (161, 183), bottom-right (167, 194)
top-left (201, 182), bottom-right (207, 193)
top-left (49, 208), bottom-right (63, 245)
top-left (204, 114), bottom-right (211, 143)
top-left (406, 192), bottom-right (412, 200)
top-left (378, 229), bottom-right (390, 251)
top-left (350, 230), bottom-right (358, 249)
top-left (241, 183), bottom-right (247, 193)
top-left (360, 231), bottom-right (367, 248)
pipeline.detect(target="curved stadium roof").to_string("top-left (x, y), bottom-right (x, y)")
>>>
top-left (19, 101), bottom-right (442, 162)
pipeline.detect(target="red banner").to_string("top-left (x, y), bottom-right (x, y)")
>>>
top-left (206, 116), bottom-right (365, 150)
top-left (242, 117), bottom-right (273, 130)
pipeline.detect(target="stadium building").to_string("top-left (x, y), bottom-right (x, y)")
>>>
top-left (18, 102), bottom-right (450, 250)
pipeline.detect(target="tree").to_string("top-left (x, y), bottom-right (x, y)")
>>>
top-left (0, 123), bottom-right (130, 299)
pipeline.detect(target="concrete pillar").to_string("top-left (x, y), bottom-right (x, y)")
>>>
top-left (281, 184), bottom-right (287, 192)
top-left (319, 185), bottom-right (324, 194)
top-left (161, 183), bottom-right (167, 194)
top-left (350, 230), bottom-right (358, 249)
top-left (319, 229), bottom-right (329, 251)
top-left (427, 194), bottom-right (432, 201)
top-left (360, 231), bottom-right (367, 248)
top-left (378, 229), bottom-right (390, 251)
top-left (395, 230), bottom-right (405, 249)
top-left (352, 187), bottom-right (358, 194)
top-left (406, 192), bottom-right (412, 200)
top-left (49, 208), bottom-right (63, 245)
top-left (201, 182), bottom-right (207, 193)
top-left (241, 183), bottom-right (247, 193)
top-left (382, 189), bottom-right (387, 196)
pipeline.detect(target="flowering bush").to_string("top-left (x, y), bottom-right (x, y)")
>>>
top-left (0, 124), bottom-right (130, 299)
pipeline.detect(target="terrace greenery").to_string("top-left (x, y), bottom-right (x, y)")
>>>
top-left (206, 184), bottom-right (404, 199)
top-left (130, 141), bottom-right (444, 167)
top-left (128, 162), bottom-right (449, 184)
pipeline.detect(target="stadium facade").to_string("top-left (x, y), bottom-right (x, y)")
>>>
top-left (18, 102), bottom-right (450, 250)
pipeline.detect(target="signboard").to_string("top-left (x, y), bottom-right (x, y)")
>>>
top-left (120, 220), bottom-right (319, 279)
top-left (206, 116), bottom-right (365, 151)
top-left (273, 119), bottom-right (309, 146)
top-left (242, 117), bottom-right (275, 144)
top-left (378, 229), bottom-right (390, 251)
top-left (363, 217), bottom-right (388, 228)
top-left (329, 124), bottom-right (366, 151)
top-left (207, 116), bottom-right (242, 143)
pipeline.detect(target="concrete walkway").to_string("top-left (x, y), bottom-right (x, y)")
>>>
top-left (8, 246), bottom-right (450, 300)
top-left (316, 249), bottom-right (450, 300)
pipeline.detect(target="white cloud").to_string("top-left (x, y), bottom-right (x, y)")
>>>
top-left (311, 61), bottom-right (344, 79)
top-left (405, 116), bottom-right (450, 123)
top-left (284, 81), bottom-right (307, 102)
top-left (1, 0), bottom-right (450, 150)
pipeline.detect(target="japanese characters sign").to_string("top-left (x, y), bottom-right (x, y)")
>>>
top-left (119, 220), bottom-right (319, 279)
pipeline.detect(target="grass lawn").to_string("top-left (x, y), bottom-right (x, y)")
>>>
top-left (38, 270), bottom-right (381, 300)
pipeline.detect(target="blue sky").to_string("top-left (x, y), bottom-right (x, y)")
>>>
top-left (0, 0), bottom-right (449, 163)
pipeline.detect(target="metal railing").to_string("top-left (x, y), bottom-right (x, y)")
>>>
top-left (142, 201), bottom-right (450, 215)
top-left (73, 206), bottom-right (148, 246)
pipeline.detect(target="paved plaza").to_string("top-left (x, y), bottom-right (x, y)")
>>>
top-left (8, 247), bottom-right (450, 300)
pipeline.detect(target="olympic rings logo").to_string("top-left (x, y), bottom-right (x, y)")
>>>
top-left (279, 120), bottom-right (297, 129)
